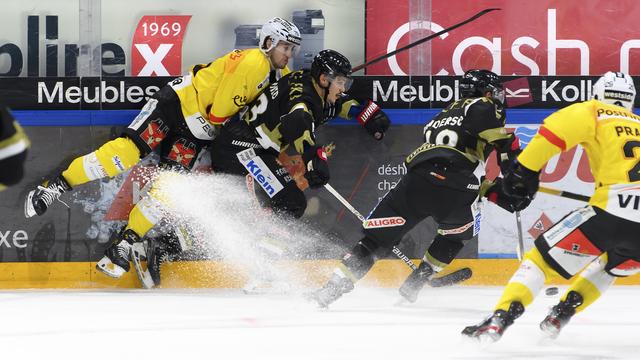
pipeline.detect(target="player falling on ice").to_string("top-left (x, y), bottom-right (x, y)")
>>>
top-left (306, 70), bottom-right (529, 308)
top-left (463, 71), bottom-right (640, 342)
top-left (23, 17), bottom-right (302, 286)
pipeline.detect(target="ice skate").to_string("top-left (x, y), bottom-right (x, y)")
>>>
top-left (398, 261), bottom-right (434, 303)
top-left (540, 290), bottom-right (583, 339)
top-left (305, 275), bottom-right (354, 308)
top-left (462, 301), bottom-right (524, 343)
top-left (96, 228), bottom-right (139, 278)
top-left (24, 175), bottom-right (71, 218)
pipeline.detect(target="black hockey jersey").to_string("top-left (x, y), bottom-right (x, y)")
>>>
top-left (238, 69), bottom-right (326, 155)
top-left (405, 97), bottom-right (513, 190)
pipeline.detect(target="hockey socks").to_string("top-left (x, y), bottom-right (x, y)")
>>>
top-left (63, 137), bottom-right (141, 186)
top-left (564, 254), bottom-right (615, 312)
top-left (495, 247), bottom-right (556, 311)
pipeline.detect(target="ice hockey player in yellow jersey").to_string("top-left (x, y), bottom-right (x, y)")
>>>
top-left (463, 71), bottom-right (640, 342)
top-left (23, 17), bottom-right (301, 281)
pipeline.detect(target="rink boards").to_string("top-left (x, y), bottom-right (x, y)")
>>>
top-left (1, 259), bottom-right (640, 289)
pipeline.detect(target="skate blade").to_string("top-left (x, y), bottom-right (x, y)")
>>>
top-left (131, 243), bottom-right (155, 289)
top-left (539, 323), bottom-right (561, 340)
top-left (301, 291), bottom-right (329, 309)
top-left (397, 291), bottom-right (417, 304)
top-left (24, 191), bottom-right (36, 218)
top-left (96, 257), bottom-right (127, 278)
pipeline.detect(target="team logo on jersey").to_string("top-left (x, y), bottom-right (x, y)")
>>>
top-left (167, 139), bottom-right (197, 168)
top-left (236, 148), bottom-right (284, 198)
top-left (363, 216), bottom-right (406, 229)
top-left (233, 94), bottom-right (247, 107)
top-left (112, 155), bottom-right (126, 172)
top-left (140, 119), bottom-right (168, 150)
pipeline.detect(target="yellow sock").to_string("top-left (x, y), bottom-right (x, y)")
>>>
top-left (565, 254), bottom-right (615, 313)
top-left (62, 137), bottom-right (141, 186)
top-left (495, 248), bottom-right (560, 311)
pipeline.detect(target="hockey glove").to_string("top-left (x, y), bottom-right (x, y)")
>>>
top-left (502, 160), bottom-right (540, 200)
top-left (486, 177), bottom-right (532, 213)
top-left (356, 100), bottom-right (390, 140)
top-left (303, 146), bottom-right (330, 189)
top-left (496, 134), bottom-right (522, 175)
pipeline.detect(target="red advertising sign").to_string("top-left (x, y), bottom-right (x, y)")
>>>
top-left (131, 15), bottom-right (192, 76)
top-left (366, 0), bottom-right (640, 75)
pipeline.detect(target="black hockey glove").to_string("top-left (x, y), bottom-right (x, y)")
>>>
top-left (502, 160), bottom-right (540, 200)
top-left (303, 145), bottom-right (330, 189)
top-left (356, 100), bottom-right (390, 140)
top-left (486, 177), bottom-right (532, 213)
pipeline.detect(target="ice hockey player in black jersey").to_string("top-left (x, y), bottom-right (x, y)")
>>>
top-left (307, 69), bottom-right (532, 308)
top-left (0, 105), bottom-right (29, 191)
top-left (208, 49), bottom-right (389, 293)
top-left (209, 49), bottom-right (390, 219)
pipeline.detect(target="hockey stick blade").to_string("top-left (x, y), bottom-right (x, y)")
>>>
top-left (428, 267), bottom-right (472, 287)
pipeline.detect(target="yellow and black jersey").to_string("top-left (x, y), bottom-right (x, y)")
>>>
top-left (240, 69), bottom-right (326, 155)
top-left (169, 48), bottom-right (290, 136)
top-left (0, 106), bottom-right (29, 190)
top-left (406, 96), bottom-right (512, 170)
top-left (519, 99), bottom-right (640, 218)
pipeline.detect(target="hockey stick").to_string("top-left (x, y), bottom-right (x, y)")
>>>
top-left (351, 8), bottom-right (501, 72)
top-left (538, 186), bottom-right (590, 202)
top-left (323, 183), bottom-right (472, 286)
top-left (515, 210), bottom-right (524, 261)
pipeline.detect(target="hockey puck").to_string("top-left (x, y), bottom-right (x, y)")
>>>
top-left (545, 287), bottom-right (559, 296)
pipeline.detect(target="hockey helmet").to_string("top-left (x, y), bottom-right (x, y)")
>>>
top-left (259, 17), bottom-right (301, 55)
top-left (459, 69), bottom-right (505, 104)
top-left (592, 71), bottom-right (636, 111)
top-left (311, 49), bottom-right (353, 91)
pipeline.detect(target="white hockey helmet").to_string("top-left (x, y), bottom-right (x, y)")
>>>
top-left (259, 17), bottom-right (301, 55)
top-left (592, 71), bottom-right (636, 111)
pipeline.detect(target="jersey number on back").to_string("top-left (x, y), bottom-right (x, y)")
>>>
top-left (424, 128), bottom-right (459, 147)
top-left (624, 140), bottom-right (640, 182)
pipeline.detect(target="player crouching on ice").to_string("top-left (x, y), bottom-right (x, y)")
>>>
top-left (306, 70), bottom-right (529, 308)
top-left (463, 71), bottom-right (640, 342)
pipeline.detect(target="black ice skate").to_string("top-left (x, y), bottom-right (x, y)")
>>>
top-left (24, 175), bottom-right (71, 218)
top-left (147, 241), bottom-right (171, 286)
top-left (539, 290), bottom-right (583, 339)
top-left (305, 275), bottom-right (354, 308)
top-left (96, 228), bottom-right (140, 278)
top-left (398, 261), bottom-right (435, 303)
top-left (462, 301), bottom-right (525, 343)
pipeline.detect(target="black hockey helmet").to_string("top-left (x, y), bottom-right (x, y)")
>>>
top-left (459, 69), bottom-right (505, 104)
top-left (311, 49), bottom-right (353, 91)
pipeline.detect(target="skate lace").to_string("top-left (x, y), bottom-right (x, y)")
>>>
top-left (158, 252), bottom-right (169, 265)
top-left (117, 241), bottom-right (132, 259)
top-left (37, 184), bottom-right (69, 208)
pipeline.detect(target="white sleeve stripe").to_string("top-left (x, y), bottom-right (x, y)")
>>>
top-left (0, 139), bottom-right (28, 161)
top-left (290, 103), bottom-right (308, 112)
top-left (464, 98), bottom-right (482, 116)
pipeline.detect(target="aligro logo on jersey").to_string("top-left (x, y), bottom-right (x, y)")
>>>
top-left (363, 216), bottom-right (406, 229)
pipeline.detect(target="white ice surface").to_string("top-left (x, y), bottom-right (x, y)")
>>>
top-left (2, 286), bottom-right (638, 359)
